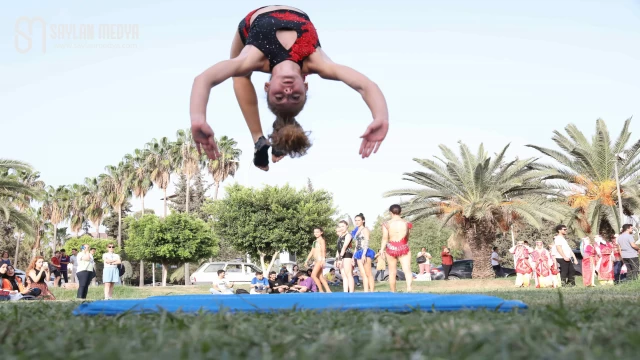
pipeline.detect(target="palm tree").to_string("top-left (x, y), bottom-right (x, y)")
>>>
top-left (207, 136), bottom-right (242, 200)
top-left (385, 142), bottom-right (566, 278)
top-left (145, 137), bottom-right (173, 217)
top-left (84, 177), bottom-right (107, 239)
top-left (171, 130), bottom-right (203, 285)
top-left (0, 159), bottom-right (39, 237)
top-left (42, 185), bottom-right (70, 253)
top-left (527, 118), bottom-right (640, 234)
top-left (12, 167), bottom-right (45, 267)
top-left (99, 163), bottom-right (131, 248)
top-left (68, 183), bottom-right (88, 238)
top-left (30, 207), bottom-right (46, 258)
top-left (124, 148), bottom-right (153, 287)
top-left (172, 130), bottom-right (201, 213)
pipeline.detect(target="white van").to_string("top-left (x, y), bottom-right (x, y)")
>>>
top-left (190, 262), bottom-right (262, 285)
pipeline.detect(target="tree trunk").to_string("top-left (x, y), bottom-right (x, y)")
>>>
top-left (117, 205), bottom-right (122, 248)
top-left (152, 263), bottom-right (156, 287)
top-left (213, 182), bottom-right (220, 200)
top-left (448, 231), bottom-right (473, 259)
top-left (161, 263), bottom-right (168, 286)
top-left (259, 253), bottom-right (266, 273)
top-left (466, 222), bottom-right (497, 279)
top-left (15, 232), bottom-right (22, 269)
top-left (32, 229), bottom-right (40, 258)
top-left (163, 188), bottom-right (168, 217)
top-left (139, 261), bottom-right (144, 287)
top-left (184, 178), bottom-right (191, 285)
top-left (140, 206), bottom-right (144, 287)
top-left (265, 250), bottom-right (279, 274)
top-left (52, 225), bottom-right (58, 253)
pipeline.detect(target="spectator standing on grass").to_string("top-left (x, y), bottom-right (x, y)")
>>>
top-left (491, 247), bottom-right (502, 278)
top-left (69, 248), bottom-right (78, 283)
top-left (1, 251), bottom-right (11, 267)
top-left (76, 244), bottom-right (95, 300)
top-left (618, 224), bottom-right (639, 281)
top-left (441, 247), bottom-right (453, 280)
top-left (553, 224), bottom-right (577, 287)
top-left (26, 256), bottom-right (55, 300)
top-left (50, 251), bottom-right (62, 287)
top-left (102, 243), bottom-right (121, 300)
top-left (417, 247), bottom-right (432, 276)
top-left (250, 271), bottom-right (269, 294)
top-left (59, 249), bottom-right (70, 285)
top-left (612, 234), bottom-right (624, 283)
top-left (210, 269), bottom-right (234, 294)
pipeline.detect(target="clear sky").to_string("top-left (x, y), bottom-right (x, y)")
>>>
top-left (2, 0), bottom-right (639, 233)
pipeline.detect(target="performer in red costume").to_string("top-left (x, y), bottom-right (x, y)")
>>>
top-left (380, 204), bottom-right (413, 293)
top-left (190, 5), bottom-right (389, 170)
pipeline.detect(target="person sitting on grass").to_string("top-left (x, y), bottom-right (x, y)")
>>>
top-left (26, 256), bottom-right (55, 300)
top-left (210, 269), bottom-right (234, 295)
top-left (268, 271), bottom-right (289, 294)
top-left (324, 268), bottom-right (340, 286)
top-left (250, 270), bottom-right (269, 294)
top-left (290, 271), bottom-right (318, 293)
top-left (1, 264), bottom-right (41, 299)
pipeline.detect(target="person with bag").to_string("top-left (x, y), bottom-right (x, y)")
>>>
top-left (76, 244), bottom-right (95, 300)
top-left (416, 247), bottom-right (432, 277)
top-left (1, 264), bottom-right (42, 300)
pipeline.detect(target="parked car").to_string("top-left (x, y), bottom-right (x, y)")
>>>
top-left (572, 249), bottom-right (583, 276)
top-left (431, 260), bottom-right (516, 280)
top-left (190, 261), bottom-right (262, 285)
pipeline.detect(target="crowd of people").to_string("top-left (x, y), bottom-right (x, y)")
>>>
top-left (0, 242), bottom-right (121, 301)
top-left (497, 223), bottom-right (639, 288)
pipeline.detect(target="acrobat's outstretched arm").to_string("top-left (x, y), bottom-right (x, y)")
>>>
top-left (308, 49), bottom-right (389, 158)
top-left (190, 46), bottom-right (262, 160)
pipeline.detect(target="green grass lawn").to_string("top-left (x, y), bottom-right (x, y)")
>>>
top-left (2, 279), bottom-right (640, 359)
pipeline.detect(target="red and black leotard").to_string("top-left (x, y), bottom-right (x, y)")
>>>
top-left (238, 7), bottom-right (321, 70)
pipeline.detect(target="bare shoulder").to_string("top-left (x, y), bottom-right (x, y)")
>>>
top-left (304, 48), bottom-right (336, 77)
top-left (236, 46), bottom-right (269, 74)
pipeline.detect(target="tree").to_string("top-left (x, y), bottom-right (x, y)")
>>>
top-left (206, 136), bottom-right (241, 200)
top-left (369, 216), bottom-right (452, 272)
top-left (126, 213), bottom-right (218, 286)
top-left (204, 184), bottom-right (337, 273)
top-left (385, 142), bottom-right (566, 278)
top-left (99, 162), bottom-right (131, 247)
top-left (42, 185), bottom-right (70, 253)
top-left (103, 200), bottom-right (132, 241)
top-left (84, 177), bottom-right (107, 238)
top-left (169, 173), bottom-right (210, 220)
top-left (528, 118), bottom-right (640, 234)
top-left (145, 137), bottom-right (173, 217)
top-left (0, 159), bottom-right (40, 237)
top-left (68, 183), bottom-right (88, 238)
top-left (124, 148), bottom-right (154, 287)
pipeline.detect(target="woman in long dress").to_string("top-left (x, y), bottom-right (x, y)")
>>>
top-left (581, 237), bottom-right (597, 287)
top-left (597, 236), bottom-right (614, 285)
top-left (509, 241), bottom-right (533, 287)
top-left (530, 241), bottom-right (555, 288)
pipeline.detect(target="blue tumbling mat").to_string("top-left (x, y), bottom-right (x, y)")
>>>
top-left (73, 292), bottom-right (527, 316)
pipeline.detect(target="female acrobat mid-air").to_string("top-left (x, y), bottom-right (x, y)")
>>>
top-left (190, 5), bottom-right (389, 170)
